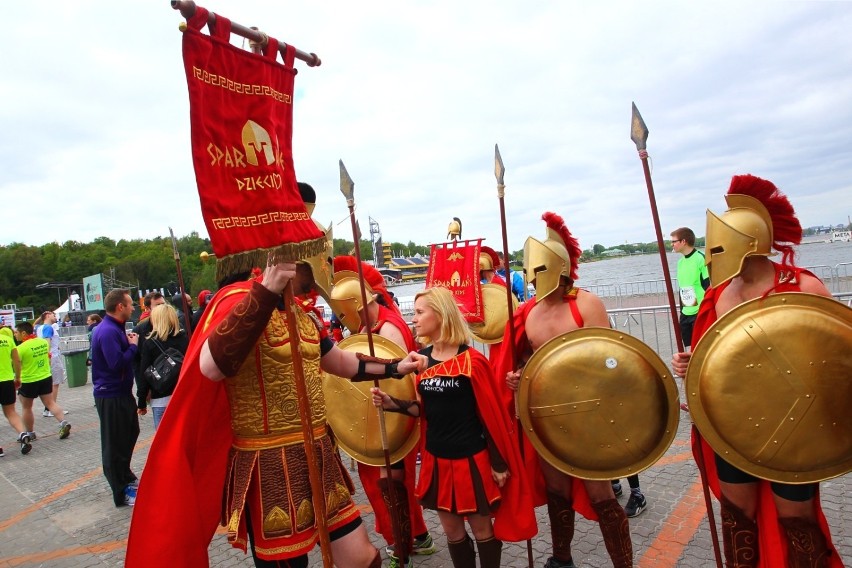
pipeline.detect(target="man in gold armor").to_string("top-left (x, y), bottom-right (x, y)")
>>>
top-left (126, 259), bottom-right (423, 567)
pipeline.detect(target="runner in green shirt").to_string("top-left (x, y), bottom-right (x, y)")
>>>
top-left (671, 227), bottom-right (710, 413)
top-left (0, 327), bottom-right (32, 454)
top-left (12, 321), bottom-right (71, 441)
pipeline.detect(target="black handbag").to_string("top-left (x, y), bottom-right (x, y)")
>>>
top-left (143, 339), bottom-right (184, 393)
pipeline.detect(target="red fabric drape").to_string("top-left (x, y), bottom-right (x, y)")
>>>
top-left (182, 8), bottom-right (323, 276)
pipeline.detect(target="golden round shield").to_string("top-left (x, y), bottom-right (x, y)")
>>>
top-left (323, 333), bottom-right (420, 466)
top-left (687, 292), bottom-right (852, 483)
top-left (469, 283), bottom-right (518, 344)
top-left (518, 327), bottom-right (679, 480)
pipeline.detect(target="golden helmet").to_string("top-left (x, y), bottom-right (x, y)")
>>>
top-left (299, 220), bottom-right (334, 300)
top-left (479, 245), bottom-right (499, 273)
top-left (328, 270), bottom-right (376, 333)
top-left (705, 194), bottom-right (774, 286)
top-left (523, 212), bottom-right (581, 301)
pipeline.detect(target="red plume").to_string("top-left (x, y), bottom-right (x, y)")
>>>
top-left (728, 174), bottom-right (801, 268)
top-left (542, 211), bottom-right (582, 280)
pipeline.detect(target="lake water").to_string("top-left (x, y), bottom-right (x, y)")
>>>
top-left (388, 240), bottom-right (852, 302)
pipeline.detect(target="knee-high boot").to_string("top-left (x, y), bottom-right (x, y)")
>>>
top-left (447, 534), bottom-right (477, 568)
top-left (779, 517), bottom-right (831, 568)
top-left (378, 478), bottom-right (412, 561)
top-left (592, 498), bottom-right (634, 568)
top-left (719, 496), bottom-right (759, 568)
top-left (475, 536), bottom-right (502, 568)
top-left (546, 490), bottom-right (576, 564)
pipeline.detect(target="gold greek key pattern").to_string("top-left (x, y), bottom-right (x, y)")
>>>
top-left (192, 66), bottom-right (292, 104)
top-left (212, 211), bottom-right (311, 229)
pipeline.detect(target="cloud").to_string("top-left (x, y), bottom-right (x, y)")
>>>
top-left (1, 1), bottom-right (850, 253)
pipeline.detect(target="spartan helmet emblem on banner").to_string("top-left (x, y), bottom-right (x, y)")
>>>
top-left (241, 120), bottom-right (275, 166)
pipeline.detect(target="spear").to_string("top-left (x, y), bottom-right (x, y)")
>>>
top-left (168, 227), bottom-right (193, 338)
top-left (339, 160), bottom-right (406, 563)
top-left (494, 145), bottom-right (534, 568)
top-left (630, 102), bottom-right (722, 568)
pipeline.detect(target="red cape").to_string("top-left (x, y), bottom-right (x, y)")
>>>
top-left (357, 305), bottom-right (428, 544)
top-left (126, 280), bottom-right (253, 567)
top-left (691, 266), bottom-right (843, 568)
top-left (417, 347), bottom-right (538, 542)
top-left (495, 297), bottom-right (597, 519)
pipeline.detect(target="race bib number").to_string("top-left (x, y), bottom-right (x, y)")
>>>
top-left (680, 286), bottom-right (697, 307)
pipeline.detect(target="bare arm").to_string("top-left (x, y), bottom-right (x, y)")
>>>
top-left (799, 273), bottom-right (833, 298)
top-left (577, 290), bottom-right (610, 327)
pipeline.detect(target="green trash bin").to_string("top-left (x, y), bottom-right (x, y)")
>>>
top-left (65, 349), bottom-right (89, 388)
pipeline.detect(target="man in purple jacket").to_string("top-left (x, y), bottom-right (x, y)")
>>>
top-left (90, 289), bottom-right (140, 507)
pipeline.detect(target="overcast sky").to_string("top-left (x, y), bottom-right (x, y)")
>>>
top-left (2, 1), bottom-right (851, 255)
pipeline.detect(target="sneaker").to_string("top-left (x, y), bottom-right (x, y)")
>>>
top-left (128, 479), bottom-right (139, 490)
top-left (0, 447), bottom-right (4, 457)
top-left (388, 554), bottom-right (413, 568)
top-left (63, 409), bottom-right (71, 415)
top-left (123, 485), bottom-right (137, 507)
top-left (42, 409), bottom-right (52, 417)
top-left (18, 433), bottom-right (32, 455)
top-left (58, 420), bottom-right (71, 440)
top-left (544, 557), bottom-right (577, 568)
top-left (611, 481), bottom-right (623, 498)
top-left (413, 534), bottom-right (437, 555)
top-left (625, 492), bottom-right (647, 518)
top-left (28, 432), bottom-right (37, 442)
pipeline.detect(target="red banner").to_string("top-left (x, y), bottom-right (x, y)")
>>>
top-left (182, 8), bottom-right (323, 277)
top-left (426, 239), bottom-right (483, 323)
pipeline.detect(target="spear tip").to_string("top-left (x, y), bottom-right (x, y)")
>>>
top-left (338, 159), bottom-right (354, 201)
top-left (630, 102), bottom-right (649, 151)
top-left (494, 144), bottom-right (505, 185)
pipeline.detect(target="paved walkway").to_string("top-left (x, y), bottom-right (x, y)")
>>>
top-left (0, 372), bottom-right (848, 567)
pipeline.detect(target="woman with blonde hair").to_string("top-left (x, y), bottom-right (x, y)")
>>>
top-left (137, 304), bottom-right (188, 430)
top-left (372, 287), bottom-right (535, 568)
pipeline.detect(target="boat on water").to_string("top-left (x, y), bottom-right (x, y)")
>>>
top-left (827, 231), bottom-right (851, 243)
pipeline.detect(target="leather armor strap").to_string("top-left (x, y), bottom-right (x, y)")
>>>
top-left (720, 496), bottom-right (759, 568)
top-left (546, 491), bottom-right (576, 563)
top-left (385, 395), bottom-right (420, 417)
top-left (352, 352), bottom-right (403, 382)
top-left (379, 478), bottom-right (412, 561)
top-left (592, 498), bottom-right (634, 568)
top-left (779, 516), bottom-right (830, 568)
top-left (208, 281), bottom-right (280, 377)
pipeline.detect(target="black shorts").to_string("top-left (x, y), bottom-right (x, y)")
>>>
top-left (714, 453), bottom-right (817, 502)
top-left (17, 377), bottom-right (53, 399)
top-left (0, 380), bottom-right (16, 406)
top-left (679, 313), bottom-right (697, 348)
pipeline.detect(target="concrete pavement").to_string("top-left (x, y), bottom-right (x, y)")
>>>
top-left (0, 371), bottom-right (848, 567)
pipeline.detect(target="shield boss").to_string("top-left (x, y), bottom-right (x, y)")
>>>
top-left (323, 333), bottom-right (420, 466)
top-left (519, 327), bottom-right (679, 480)
top-left (687, 292), bottom-right (852, 483)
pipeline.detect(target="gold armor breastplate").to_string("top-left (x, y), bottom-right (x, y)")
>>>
top-left (224, 308), bottom-right (326, 441)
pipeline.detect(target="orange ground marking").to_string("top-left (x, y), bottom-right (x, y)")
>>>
top-left (0, 435), bottom-right (154, 534)
top-left (0, 540), bottom-right (127, 567)
top-left (637, 476), bottom-right (706, 568)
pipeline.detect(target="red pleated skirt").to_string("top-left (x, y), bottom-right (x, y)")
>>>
top-left (415, 448), bottom-right (501, 515)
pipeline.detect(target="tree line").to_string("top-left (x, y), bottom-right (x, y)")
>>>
top-left (0, 234), bottom-right (692, 312)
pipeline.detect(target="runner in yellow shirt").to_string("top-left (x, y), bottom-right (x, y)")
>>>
top-left (12, 322), bottom-right (71, 441)
top-left (0, 327), bottom-right (32, 455)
